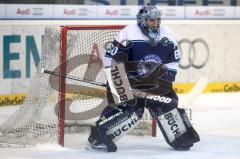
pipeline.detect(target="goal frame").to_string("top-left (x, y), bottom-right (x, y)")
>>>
top-left (58, 25), bottom-right (156, 146)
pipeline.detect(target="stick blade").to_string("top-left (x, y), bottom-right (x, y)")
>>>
top-left (179, 77), bottom-right (209, 107)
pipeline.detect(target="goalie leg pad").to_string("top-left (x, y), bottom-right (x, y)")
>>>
top-left (93, 102), bottom-right (144, 143)
top-left (157, 108), bottom-right (200, 150)
top-left (87, 102), bottom-right (144, 152)
top-left (102, 105), bottom-right (144, 141)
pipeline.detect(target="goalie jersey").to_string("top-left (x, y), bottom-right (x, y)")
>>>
top-left (104, 23), bottom-right (180, 83)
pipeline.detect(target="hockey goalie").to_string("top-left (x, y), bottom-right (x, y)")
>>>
top-left (86, 4), bottom-right (200, 152)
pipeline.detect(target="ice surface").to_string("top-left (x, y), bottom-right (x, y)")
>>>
top-left (0, 93), bottom-right (240, 159)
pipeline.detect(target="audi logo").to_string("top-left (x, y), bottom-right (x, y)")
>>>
top-left (32, 8), bottom-right (44, 16)
top-left (212, 9), bottom-right (225, 16)
top-left (120, 8), bottom-right (131, 16)
top-left (77, 8), bottom-right (88, 16)
top-left (178, 38), bottom-right (209, 69)
top-left (164, 9), bottom-right (177, 16)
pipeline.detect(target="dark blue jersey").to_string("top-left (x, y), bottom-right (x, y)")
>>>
top-left (104, 24), bottom-right (180, 82)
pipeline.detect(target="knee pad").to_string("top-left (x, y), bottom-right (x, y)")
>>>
top-left (157, 108), bottom-right (200, 150)
top-left (98, 105), bottom-right (144, 141)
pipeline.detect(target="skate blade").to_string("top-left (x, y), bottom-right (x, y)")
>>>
top-left (85, 141), bottom-right (108, 152)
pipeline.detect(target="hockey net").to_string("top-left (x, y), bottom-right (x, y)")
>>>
top-left (0, 25), bottom-right (156, 147)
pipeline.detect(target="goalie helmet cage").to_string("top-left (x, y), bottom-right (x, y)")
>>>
top-left (0, 25), bottom-right (156, 148)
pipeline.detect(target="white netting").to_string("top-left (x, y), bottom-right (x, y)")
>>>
top-left (0, 26), bottom-right (153, 147)
top-left (0, 27), bottom-right (61, 147)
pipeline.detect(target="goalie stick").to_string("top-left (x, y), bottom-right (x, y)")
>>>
top-left (42, 68), bottom-right (176, 103)
top-left (42, 68), bottom-right (108, 88)
top-left (41, 68), bottom-right (208, 107)
top-left (178, 77), bottom-right (209, 108)
top-left (41, 68), bottom-right (209, 107)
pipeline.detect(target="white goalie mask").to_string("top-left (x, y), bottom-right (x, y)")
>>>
top-left (137, 4), bottom-right (161, 45)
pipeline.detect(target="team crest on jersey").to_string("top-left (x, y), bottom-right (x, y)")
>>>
top-left (138, 54), bottom-right (162, 75)
top-left (160, 37), bottom-right (174, 47)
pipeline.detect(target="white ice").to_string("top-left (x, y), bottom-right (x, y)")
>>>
top-left (0, 93), bottom-right (240, 159)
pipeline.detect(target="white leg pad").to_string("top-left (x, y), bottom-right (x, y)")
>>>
top-left (158, 108), bottom-right (188, 143)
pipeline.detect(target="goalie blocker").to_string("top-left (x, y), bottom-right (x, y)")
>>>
top-left (104, 63), bottom-right (134, 104)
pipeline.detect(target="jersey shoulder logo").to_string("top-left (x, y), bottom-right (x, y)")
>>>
top-left (160, 37), bottom-right (174, 47)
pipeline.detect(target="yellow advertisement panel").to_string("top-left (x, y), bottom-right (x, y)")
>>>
top-left (1, 81), bottom-right (240, 107)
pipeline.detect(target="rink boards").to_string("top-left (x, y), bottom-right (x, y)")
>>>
top-left (0, 20), bottom-right (240, 106)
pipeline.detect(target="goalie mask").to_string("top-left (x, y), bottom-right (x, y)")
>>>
top-left (137, 4), bottom-right (161, 46)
